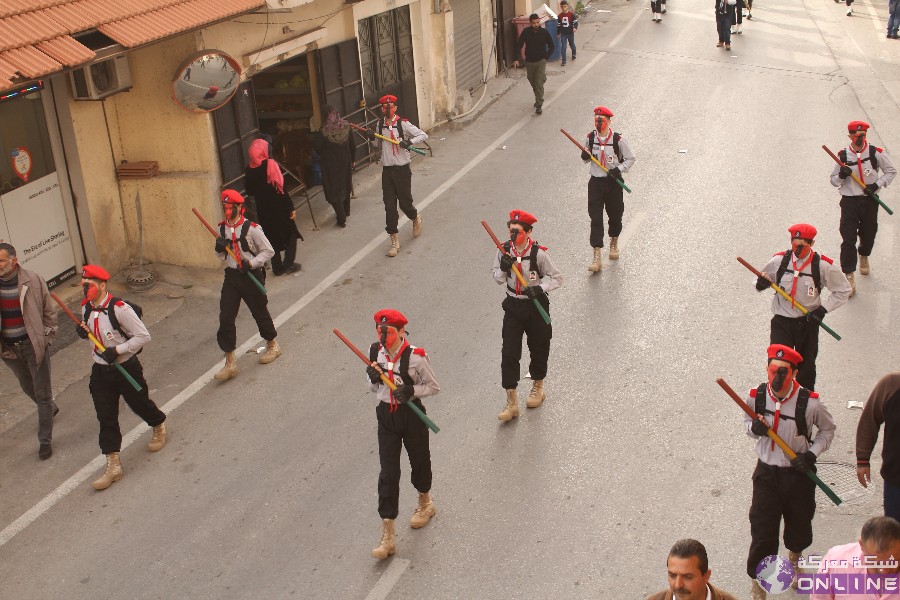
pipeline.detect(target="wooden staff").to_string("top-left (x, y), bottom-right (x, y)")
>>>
top-left (560, 128), bottom-right (632, 193)
top-left (349, 122), bottom-right (428, 156)
top-left (333, 328), bottom-right (440, 434)
top-left (737, 256), bottom-right (841, 342)
top-left (717, 378), bottom-right (842, 506)
top-left (51, 292), bottom-right (143, 392)
top-left (481, 220), bottom-right (552, 325)
top-left (192, 208), bottom-right (267, 295)
top-left (822, 145), bottom-right (894, 215)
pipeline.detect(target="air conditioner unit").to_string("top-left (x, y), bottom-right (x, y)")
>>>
top-left (70, 55), bottom-right (132, 100)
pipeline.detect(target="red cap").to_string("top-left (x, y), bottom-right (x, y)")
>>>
top-left (374, 309), bottom-right (408, 328)
top-left (594, 106), bottom-right (613, 117)
top-left (221, 189), bottom-right (244, 204)
top-left (848, 120), bottom-right (870, 133)
top-left (508, 209), bottom-right (538, 226)
top-left (788, 223), bottom-right (817, 241)
top-left (767, 344), bottom-right (803, 366)
top-left (81, 264), bottom-right (110, 281)
top-left (379, 95), bottom-right (398, 105)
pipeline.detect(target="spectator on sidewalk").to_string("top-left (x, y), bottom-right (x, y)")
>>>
top-left (836, 0), bottom-right (854, 17)
top-left (888, 0), bottom-right (900, 38)
top-left (513, 14), bottom-right (555, 115)
top-left (857, 372), bottom-right (900, 520)
top-left (715, 0), bottom-right (734, 50)
top-left (644, 539), bottom-right (740, 600)
top-left (557, 1), bottom-right (578, 64)
top-left (0, 243), bottom-right (58, 459)
top-left (311, 105), bottom-right (354, 228)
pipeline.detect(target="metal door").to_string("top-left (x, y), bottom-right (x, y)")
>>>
top-left (213, 79), bottom-right (260, 193)
top-left (451, 0), bottom-right (484, 93)
top-left (358, 6), bottom-right (419, 125)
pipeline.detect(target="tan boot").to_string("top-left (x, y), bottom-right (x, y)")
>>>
top-left (526, 380), bottom-right (545, 408)
top-left (214, 352), bottom-right (237, 381)
top-left (498, 389), bottom-right (519, 421)
top-left (609, 237), bottom-right (620, 260)
top-left (371, 518), bottom-right (396, 559)
top-left (788, 551), bottom-right (801, 589)
top-left (847, 272), bottom-right (856, 297)
top-left (860, 255), bottom-right (870, 275)
top-left (750, 579), bottom-right (767, 600)
top-left (148, 422), bottom-right (167, 452)
top-left (587, 247), bottom-right (602, 272)
top-left (387, 233), bottom-right (400, 257)
top-left (92, 452), bottom-right (124, 490)
top-left (410, 492), bottom-right (436, 528)
top-left (259, 339), bottom-right (281, 364)
top-left (412, 214), bottom-right (423, 238)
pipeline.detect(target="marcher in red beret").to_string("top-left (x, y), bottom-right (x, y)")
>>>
top-left (830, 119), bottom-right (897, 295)
top-left (753, 224), bottom-right (850, 391)
top-left (578, 104), bottom-right (636, 272)
top-left (365, 309), bottom-right (440, 560)
top-left (81, 264), bottom-right (111, 282)
top-left (508, 209), bottom-right (538, 227)
top-left (742, 343), bottom-right (835, 600)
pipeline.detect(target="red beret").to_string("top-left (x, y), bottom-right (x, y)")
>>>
top-left (81, 264), bottom-right (110, 281)
top-left (788, 223), bottom-right (817, 241)
top-left (848, 120), bottom-right (870, 133)
top-left (508, 209), bottom-right (538, 226)
top-left (594, 106), bottom-right (613, 117)
top-left (379, 95), bottom-right (398, 105)
top-left (768, 344), bottom-right (803, 366)
top-left (221, 189), bottom-right (244, 204)
top-left (374, 309), bottom-right (408, 328)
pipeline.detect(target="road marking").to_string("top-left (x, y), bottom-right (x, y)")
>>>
top-left (364, 558), bottom-right (411, 600)
top-left (617, 210), bottom-right (648, 250)
top-left (0, 4), bottom-right (647, 550)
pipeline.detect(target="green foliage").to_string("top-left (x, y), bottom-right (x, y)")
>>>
top-left (575, 1), bottom-right (585, 14)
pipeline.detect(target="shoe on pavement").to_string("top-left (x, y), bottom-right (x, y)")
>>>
top-left (571, 54), bottom-right (577, 59)
top-left (92, 452), bottom-right (124, 490)
top-left (717, 42), bottom-right (724, 47)
top-left (526, 380), bottom-right (545, 408)
top-left (410, 492), bottom-right (436, 528)
top-left (39, 443), bottom-right (52, 460)
top-left (847, 272), bottom-right (856, 297)
top-left (725, 43), bottom-right (731, 50)
top-left (535, 106), bottom-right (543, 115)
top-left (412, 214), bottom-right (423, 238)
top-left (387, 233), bottom-right (400, 257)
top-left (214, 351), bottom-right (237, 381)
top-left (371, 519), bottom-right (396, 559)
top-left (860, 255), bottom-right (870, 275)
top-left (847, 8), bottom-right (852, 15)
top-left (259, 339), bottom-right (282, 364)
top-left (498, 389), bottom-right (519, 421)
top-left (149, 422), bottom-right (167, 452)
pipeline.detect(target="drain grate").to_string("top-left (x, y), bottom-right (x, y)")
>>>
top-left (815, 461), bottom-right (871, 506)
top-left (125, 269), bottom-right (157, 292)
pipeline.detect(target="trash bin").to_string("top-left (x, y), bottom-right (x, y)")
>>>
top-left (511, 6), bottom-right (560, 63)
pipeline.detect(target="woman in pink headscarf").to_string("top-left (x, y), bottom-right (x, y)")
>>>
top-left (245, 138), bottom-right (301, 275)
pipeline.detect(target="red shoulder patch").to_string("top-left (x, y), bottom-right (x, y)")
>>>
top-left (114, 301), bottom-right (125, 307)
top-left (809, 392), bottom-right (819, 399)
top-left (876, 147), bottom-right (883, 153)
top-left (819, 255), bottom-right (834, 264)
top-left (749, 389), bottom-right (758, 398)
top-left (250, 222), bottom-right (260, 228)
top-left (774, 251), bottom-right (786, 257)
top-left (539, 245), bottom-right (548, 251)
top-left (413, 347), bottom-right (427, 357)
top-left (217, 220), bottom-right (227, 226)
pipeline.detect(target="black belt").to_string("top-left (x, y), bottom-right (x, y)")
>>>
top-left (2, 338), bottom-right (29, 348)
top-left (383, 164), bottom-right (411, 169)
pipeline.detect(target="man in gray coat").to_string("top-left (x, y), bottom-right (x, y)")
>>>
top-left (0, 243), bottom-right (58, 459)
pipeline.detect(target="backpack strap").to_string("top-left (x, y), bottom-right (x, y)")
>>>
top-left (839, 149), bottom-right (847, 166)
top-left (219, 221), bottom-right (253, 253)
top-left (811, 253), bottom-right (822, 293)
top-left (795, 387), bottom-right (811, 443)
top-left (612, 132), bottom-right (623, 163)
top-left (369, 342), bottom-right (379, 363)
top-left (529, 240), bottom-right (543, 278)
top-left (398, 346), bottom-right (415, 388)
top-left (107, 297), bottom-right (126, 339)
top-left (774, 251), bottom-right (791, 289)
top-left (754, 383), bottom-right (767, 417)
top-left (587, 130), bottom-right (595, 153)
top-left (870, 144), bottom-right (879, 170)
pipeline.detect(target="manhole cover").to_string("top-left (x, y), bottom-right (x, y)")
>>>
top-left (815, 461), bottom-right (871, 505)
top-left (125, 269), bottom-right (157, 292)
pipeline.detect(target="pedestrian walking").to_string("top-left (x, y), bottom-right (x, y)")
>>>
top-left (492, 210), bottom-right (563, 421)
top-left (245, 138), bottom-right (302, 275)
top-left (829, 120), bottom-right (896, 296)
top-left (580, 106), bottom-right (636, 272)
top-left (213, 190), bottom-right (280, 381)
top-left (746, 0), bottom-right (753, 19)
top-left (311, 105), bottom-right (354, 228)
top-left (753, 224), bottom-right (850, 391)
top-left (645, 539), bottom-right (740, 600)
top-left (809, 516), bottom-right (900, 600)
top-left (364, 95), bottom-right (427, 257)
top-left (715, 0), bottom-right (733, 50)
top-left (730, 0), bottom-right (745, 34)
top-left (889, 0), bottom-right (900, 38)
top-left (557, 1), bottom-right (578, 62)
top-left (651, 0), bottom-right (664, 22)
top-left (366, 309), bottom-right (440, 559)
top-left (0, 243), bottom-right (58, 459)
top-left (856, 372), bottom-right (900, 520)
top-left (744, 344), bottom-right (835, 600)
top-left (513, 14), bottom-right (555, 114)
top-left (76, 265), bottom-right (167, 490)
top-left (836, 0), bottom-right (854, 17)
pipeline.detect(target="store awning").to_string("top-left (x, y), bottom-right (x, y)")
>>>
top-left (0, 0), bottom-right (265, 91)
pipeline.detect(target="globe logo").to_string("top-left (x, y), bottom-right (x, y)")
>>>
top-left (756, 555), bottom-right (796, 595)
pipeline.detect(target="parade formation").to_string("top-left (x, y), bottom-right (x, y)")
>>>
top-left (3, 2), bottom-right (899, 599)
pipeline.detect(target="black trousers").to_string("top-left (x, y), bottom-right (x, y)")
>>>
top-left (90, 357), bottom-right (165, 454)
top-left (746, 460), bottom-right (816, 578)
top-left (770, 314), bottom-right (819, 391)
top-left (377, 400), bottom-right (431, 519)
top-left (217, 268), bottom-right (276, 352)
top-left (839, 194), bottom-right (879, 273)
top-left (501, 295), bottom-right (552, 389)
top-left (588, 176), bottom-right (625, 248)
top-left (271, 227), bottom-right (299, 274)
top-left (650, 0), bottom-right (662, 11)
top-left (382, 164), bottom-right (417, 234)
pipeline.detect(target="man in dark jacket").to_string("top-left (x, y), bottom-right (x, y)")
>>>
top-left (513, 14), bottom-right (554, 114)
top-left (857, 372), bottom-right (900, 520)
top-left (644, 539), bottom-right (739, 600)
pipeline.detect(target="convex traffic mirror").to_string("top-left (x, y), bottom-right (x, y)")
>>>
top-left (171, 50), bottom-right (241, 113)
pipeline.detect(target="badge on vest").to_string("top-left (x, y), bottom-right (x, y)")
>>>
top-left (807, 286), bottom-right (815, 297)
top-left (864, 168), bottom-right (872, 176)
top-left (529, 271), bottom-right (538, 282)
top-left (105, 330), bottom-right (115, 341)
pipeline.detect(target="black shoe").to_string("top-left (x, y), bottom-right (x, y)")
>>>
top-left (571, 55), bottom-right (576, 60)
top-left (338, 221), bottom-right (347, 228)
top-left (536, 106), bottom-right (543, 114)
top-left (53, 405), bottom-right (59, 417)
top-left (284, 263), bottom-right (302, 274)
top-left (561, 61), bottom-right (566, 66)
top-left (272, 269), bottom-right (284, 276)
top-left (39, 443), bottom-right (52, 460)
top-left (661, 8), bottom-right (667, 13)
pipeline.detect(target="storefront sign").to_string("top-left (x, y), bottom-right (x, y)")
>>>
top-left (10, 147), bottom-right (32, 182)
top-left (0, 172), bottom-right (77, 288)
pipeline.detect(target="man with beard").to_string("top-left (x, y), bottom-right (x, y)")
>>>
top-left (513, 14), bottom-right (555, 114)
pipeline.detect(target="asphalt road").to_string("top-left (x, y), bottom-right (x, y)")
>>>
top-left (1, 0), bottom-right (898, 598)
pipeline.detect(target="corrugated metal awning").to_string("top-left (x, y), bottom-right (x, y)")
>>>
top-left (0, 0), bottom-right (265, 92)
